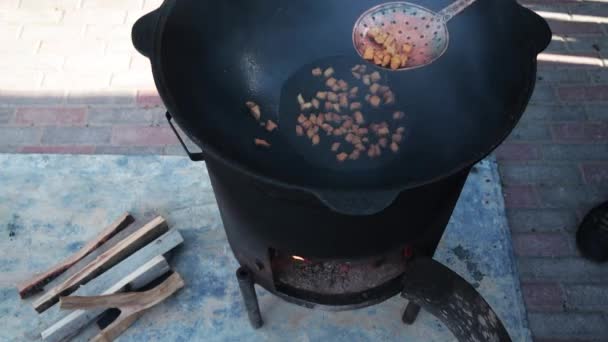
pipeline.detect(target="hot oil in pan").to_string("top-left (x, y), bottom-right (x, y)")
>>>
top-left (277, 56), bottom-right (409, 171)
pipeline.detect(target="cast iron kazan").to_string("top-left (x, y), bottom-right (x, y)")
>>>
top-left (132, 0), bottom-right (550, 339)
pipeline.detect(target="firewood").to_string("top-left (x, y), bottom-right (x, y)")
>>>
top-left (17, 213), bottom-right (134, 298)
top-left (41, 256), bottom-right (170, 342)
top-left (33, 216), bottom-right (168, 313)
top-left (43, 219), bottom-right (143, 292)
top-left (38, 230), bottom-right (183, 334)
top-left (61, 272), bottom-right (185, 342)
top-left (93, 312), bottom-right (144, 342)
top-left (60, 272), bottom-right (184, 310)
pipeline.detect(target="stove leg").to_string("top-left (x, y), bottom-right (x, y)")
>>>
top-left (402, 302), bottom-right (421, 324)
top-left (400, 170), bottom-right (469, 326)
top-left (236, 267), bottom-right (264, 329)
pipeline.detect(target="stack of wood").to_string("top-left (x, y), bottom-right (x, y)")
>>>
top-left (17, 213), bottom-right (185, 341)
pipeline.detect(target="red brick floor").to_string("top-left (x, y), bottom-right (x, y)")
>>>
top-left (496, 1), bottom-right (608, 340)
top-left (0, 0), bottom-right (607, 340)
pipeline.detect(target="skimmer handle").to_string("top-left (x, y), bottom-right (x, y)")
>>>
top-left (438, 0), bottom-right (477, 22)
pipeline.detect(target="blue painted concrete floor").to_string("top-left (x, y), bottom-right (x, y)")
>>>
top-left (0, 154), bottom-right (530, 341)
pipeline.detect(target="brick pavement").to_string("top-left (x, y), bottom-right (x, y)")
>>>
top-left (497, 1), bottom-right (608, 340)
top-left (0, 0), bottom-right (607, 340)
top-left (0, 0), bottom-right (178, 155)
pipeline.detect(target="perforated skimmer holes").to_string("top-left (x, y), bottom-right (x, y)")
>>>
top-left (353, 2), bottom-right (449, 71)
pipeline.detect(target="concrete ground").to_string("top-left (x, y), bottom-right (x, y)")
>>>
top-left (0, 0), bottom-right (607, 340)
top-left (0, 155), bottom-right (526, 341)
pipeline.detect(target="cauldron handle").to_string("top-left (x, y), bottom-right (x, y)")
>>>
top-left (132, 8), bottom-right (160, 58)
top-left (518, 6), bottom-right (552, 54)
top-left (166, 112), bottom-right (205, 162)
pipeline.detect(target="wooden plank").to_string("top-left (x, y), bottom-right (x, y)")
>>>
top-left (44, 218), bottom-right (145, 292)
top-left (70, 321), bottom-right (101, 341)
top-left (41, 256), bottom-right (170, 342)
top-left (37, 229), bottom-right (183, 330)
top-left (61, 272), bottom-right (185, 342)
top-left (92, 312), bottom-right (143, 342)
top-left (33, 216), bottom-right (168, 313)
top-left (60, 272), bottom-right (184, 310)
top-left (17, 213), bottom-right (134, 298)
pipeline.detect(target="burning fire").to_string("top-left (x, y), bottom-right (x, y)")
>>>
top-left (291, 255), bottom-right (306, 261)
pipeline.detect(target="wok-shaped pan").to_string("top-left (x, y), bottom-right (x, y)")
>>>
top-left (133, 0), bottom-right (551, 215)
